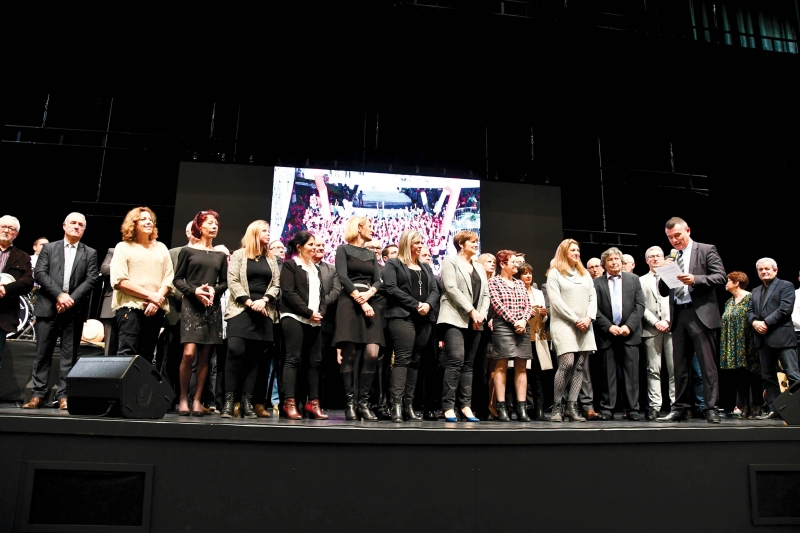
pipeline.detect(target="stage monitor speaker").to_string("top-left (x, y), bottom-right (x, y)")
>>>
top-left (773, 379), bottom-right (800, 426)
top-left (66, 356), bottom-right (174, 419)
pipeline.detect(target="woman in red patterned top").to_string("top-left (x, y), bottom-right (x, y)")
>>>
top-left (488, 250), bottom-right (533, 422)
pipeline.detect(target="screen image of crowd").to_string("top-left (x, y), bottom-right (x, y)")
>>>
top-left (277, 169), bottom-right (480, 273)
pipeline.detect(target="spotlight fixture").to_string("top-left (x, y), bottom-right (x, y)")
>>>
top-left (249, 155), bottom-right (254, 163)
top-left (193, 151), bottom-right (197, 160)
top-left (221, 152), bottom-right (226, 162)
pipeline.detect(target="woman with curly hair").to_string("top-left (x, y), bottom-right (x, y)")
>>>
top-left (110, 207), bottom-right (174, 365)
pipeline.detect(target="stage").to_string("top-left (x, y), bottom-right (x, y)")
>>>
top-left (2, 404), bottom-right (799, 532)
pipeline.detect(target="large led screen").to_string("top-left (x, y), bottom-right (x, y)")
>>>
top-left (270, 167), bottom-right (480, 274)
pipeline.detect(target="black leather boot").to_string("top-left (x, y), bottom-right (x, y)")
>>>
top-left (535, 404), bottom-right (546, 421)
top-left (343, 371), bottom-right (357, 421)
top-left (391, 398), bottom-right (404, 423)
top-left (496, 401), bottom-right (511, 422)
top-left (565, 401), bottom-right (586, 422)
top-left (220, 392), bottom-right (235, 418)
top-left (403, 398), bottom-right (422, 421)
top-left (241, 393), bottom-right (257, 419)
top-left (357, 371), bottom-right (378, 421)
top-left (515, 401), bottom-right (531, 422)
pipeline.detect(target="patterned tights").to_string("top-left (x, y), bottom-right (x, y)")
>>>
top-left (553, 352), bottom-right (587, 403)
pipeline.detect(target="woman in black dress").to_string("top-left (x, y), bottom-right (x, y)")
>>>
top-left (334, 216), bottom-right (384, 421)
top-left (279, 231), bottom-right (327, 420)
top-left (221, 220), bottom-right (280, 419)
top-left (173, 210), bottom-right (228, 416)
top-left (383, 230), bottom-right (440, 422)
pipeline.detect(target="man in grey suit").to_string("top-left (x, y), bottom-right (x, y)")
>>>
top-left (23, 213), bottom-right (99, 410)
top-left (657, 217), bottom-right (726, 423)
top-left (746, 258), bottom-right (799, 420)
top-left (640, 246), bottom-right (674, 420)
top-left (313, 237), bottom-right (341, 408)
top-left (592, 247), bottom-right (645, 420)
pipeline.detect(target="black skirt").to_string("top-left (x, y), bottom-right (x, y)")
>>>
top-left (491, 319), bottom-right (532, 360)
top-left (181, 299), bottom-right (224, 345)
top-left (332, 292), bottom-right (385, 347)
top-left (226, 309), bottom-right (274, 343)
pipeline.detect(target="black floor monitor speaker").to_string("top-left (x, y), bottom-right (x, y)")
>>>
top-left (773, 379), bottom-right (800, 426)
top-left (66, 356), bottom-right (174, 419)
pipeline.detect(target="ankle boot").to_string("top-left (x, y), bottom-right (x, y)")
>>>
top-left (515, 401), bottom-right (531, 422)
top-left (282, 398), bottom-right (302, 420)
top-left (391, 399), bottom-right (404, 423)
top-left (403, 398), bottom-right (421, 421)
top-left (241, 393), bottom-right (257, 419)
top-left (357, 371), bottom-right (378, 420)
top-left (535, 404), bottom-right (546, 421)
top-left (254, 404), bottom-right (271, 418)
top-left (304, 399), bottom-right (329, 420)
top-left (220, 392), bottom-right (235, 418)
top-left (565, 401), bottom-right (585, 422)
top-left (551, 401), bottom-right (564, 422)
top-left (342, 371), bottom-right (357, 421)
top-left (496, 401), bottom-right (511, 422)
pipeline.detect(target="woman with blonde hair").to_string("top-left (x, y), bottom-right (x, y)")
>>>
top-left (546, 239), bottom-right (596, 422)
top-left (110, 207), bottom-right (173, 365)
top-left (220, 220), bottom-right (281, 419)
top-left (334, 216), bottom-right (384, 420)
top-left (383, 230), bottom-right (440, 422)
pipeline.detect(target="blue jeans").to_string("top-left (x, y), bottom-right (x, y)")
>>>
top-left (0, 334), bottom-right (6, 369)
top-left (691, 354), bottom-right (705, 411)
top-left (269, 360), bottom-right (280, 405)
top-left (759, 346), bottom-right (800, 408)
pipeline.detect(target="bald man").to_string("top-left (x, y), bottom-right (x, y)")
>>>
top-left (622, 254), bottom-right (636, 274)
top-left (23, 213), bottom-right (99, 410)
top-left (587, 257), bottom-right (605, 279)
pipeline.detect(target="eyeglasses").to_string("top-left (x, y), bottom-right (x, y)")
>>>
top-left (0, 225), bottom-right (19, 233)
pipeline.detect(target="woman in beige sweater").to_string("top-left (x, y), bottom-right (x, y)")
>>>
top-left (546, 239), bottom-right (597, 422)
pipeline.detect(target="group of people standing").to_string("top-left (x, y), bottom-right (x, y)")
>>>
top-left (2, 210), bottom-right (798, 426)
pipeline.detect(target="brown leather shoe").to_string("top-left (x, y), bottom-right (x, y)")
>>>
top-left (58, 398), bottom-right (68, 410)
top-left (584, 409), bottom-right (601, 420)
top-left (304, 399), bottom-right (329, 420)
top-left (282, 398), bottom-right (302, 420)
top-left (254, 404), bottom-right (271, 418)
top-left (22, 396), bottom-right (45, 409)
top-left (201, 405), bottom-right (212, 415)
top-left (233, 402), bottom-right (241, 418)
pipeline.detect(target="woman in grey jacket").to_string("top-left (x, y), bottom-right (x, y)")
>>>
top-left (546, 239), bottom-right (597, 422)
top-left (437, 230), bottom-right (491, 423)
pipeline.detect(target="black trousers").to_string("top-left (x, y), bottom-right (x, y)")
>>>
top-left (225, 337), bottom-right (267, 396)
top-left (598, 339), bottom-right (640, 413)
top-left (116, 307), bottom-right (164, 362)
top-left (441, 324), bottom-right (481, 410)
top-left (415, 325), bottom-right (444, 412)
top-left (388, 315), bottom-right (432, 402)
top-left (671, 306), bottom-right (718, 412)
top-left (101, 317), bottom-right (118, 356)
top-left (471, 327), bottom-right (493, 418)
top-left (156, 322), bottom-right (182, 405)
top-left (281, 318), bottom-right (322, 400)
top-left (31, 310), bottom-right (83, 399)
top-left (526, 342), bottom-right (546, 410)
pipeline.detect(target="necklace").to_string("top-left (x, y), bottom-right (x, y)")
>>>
top-left (412, 269), bottom-right (422, 295)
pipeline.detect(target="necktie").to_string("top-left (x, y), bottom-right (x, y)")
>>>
top-left (63, 244), bottom-right (74, 292)
top-left (675, 251), bottom-right (686, 301)
top-left (611, 276), bottom-right (622, 325)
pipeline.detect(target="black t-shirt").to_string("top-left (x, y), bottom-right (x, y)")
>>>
top-left (470, 267), bottom-right (481, 308)
top-left (410, 266), bottom-right (429, 303)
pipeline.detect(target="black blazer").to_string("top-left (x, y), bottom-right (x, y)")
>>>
top-left (659, 241), bottom-right (726, 330)
top-left (279, 259), bottom-right (327, 319)
top-left (317, 260), bottom-right (341, 332)
top-left (34, 240), bottom-right (99, 320)
top-left (382, 258), bottom-right (440, 322)
top-left (593, 272), bottom-right (645, 348)
top-left (746, 279), bottom-right (797, 349)
top-left (0, 246), bottom-right (34, 333)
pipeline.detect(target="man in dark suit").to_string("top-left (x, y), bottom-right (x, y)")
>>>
top-left (746, 258), bottom-right (799, 420)
top-left (592, 247), bottom-right (645, 420)
top-left (22, 213), bottom-right (99, 410)
top-left (657, 217), bottom-right (727, 423)
top-left (0, 215), bottom-right (35, 367)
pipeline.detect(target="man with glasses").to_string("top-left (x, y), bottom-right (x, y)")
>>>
top-left (0, 216), bottom-right (34, 368)
top-left (640, 246), bottom-right (675, 420)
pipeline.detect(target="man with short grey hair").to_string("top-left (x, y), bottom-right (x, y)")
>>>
top-left (640, 246), bottom-right (675, 419)
top-left (746, 257), bottom-right (799, 420)
top-left (0, 215), bottom-right (34, 368)
top-left (622, 254), bottom-right (635, 274)
top-left (586, 257), bottom-right (604, 279)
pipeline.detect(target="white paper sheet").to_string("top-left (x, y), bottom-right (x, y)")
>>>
top-left (655, 262), bottom-right (687, 289)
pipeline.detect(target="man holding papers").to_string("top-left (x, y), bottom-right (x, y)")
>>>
top-left (656, 217), bottom-right (726, 424)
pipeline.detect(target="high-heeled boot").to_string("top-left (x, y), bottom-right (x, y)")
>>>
top-left (342, 371), bottom-right (357, 421)
top-left (564, 401), bottom-right (586, 422)
top-left (220, 392), bottom-right (235, 418)
top-left (357, 371), bottom-right (378, 421)
top-left (551, 401), bottom-right (563, 422)
top-left (282, 398), bottom-right (302, 420)
top-left (496, 401), bottom-right (511, 422)
top-left (515, 401), bottom-right (531, 422)
top-left (403, 398), bottom-right (421, 421)
top-left (241, 393), bottom-right (257, 419)
top-left (391, 398), bottom-right (404, 423)
top-left (535, 403), bottom-right (546, 421)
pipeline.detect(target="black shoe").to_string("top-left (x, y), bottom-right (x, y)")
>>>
top-left (357, 400), bottom-right (378, 421)
top-left (403, 399), bottom-right (422, 421)
top-left (377, 406), bottom-right (393, 421)
top-left (515, 402), bottom-right (531, 422)
top-left (564, 401), bottom-right (586, 422)
top-left (241, 393), bottom-right (257, 419)
top-left (357, 371), bottom-right (378, 420)
top-left (657, 411), bottom-right (688, 423)
top-left (391, 400), bottom-right (404, 423)
top-left (535, 405), bottom-right (546, 421)
top-left (755, 410), bottom-right (778, 420)
top-left (599, 412), bottom-right (614, 421)
top-left (342, 371), bottom-right (358, 421)
top-left (423, 410), bottom-right (438, 421)
top-left (220, 392), bottom-right (235, 418)
top-left (705, 410), bottom-right (721, 424)
top-left (646, 408), bottom-right (659, 421)
top-left (627, 411), bottom-right (641, 421)
top-left (495, 401), bottom-right (511, 422)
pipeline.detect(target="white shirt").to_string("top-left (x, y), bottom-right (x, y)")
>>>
top-left (674, 238), bottom-right (694, 305)
top-left (280, 258), bottom-right (321, 327)
top-left (31, 254), bottom-right (39, 268)
top-left (63, 240), bottom-right (78, 292)
top-left (793, 288), bottom-right (800, 332)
